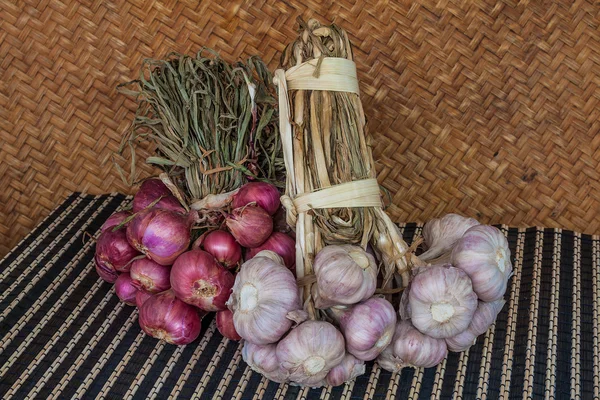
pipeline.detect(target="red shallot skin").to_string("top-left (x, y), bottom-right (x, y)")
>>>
top-left (170, 250), bottom-right (235, 312)
top-left (202, 230), bottom-right (242, 269)
top-left (96, 229), bottom-right (139, 272)
top-left (216, 309), bottom-right (242, 341)
top-left (126, 208), bottom-right (191, 266)
top-left (115, 272), bottom-right (138, 306)
top-left (232, 182), bottom-right (281, 215)
top-left (225, 205), bottom-right (273, 248)
top-left (139, 290), bottom-right (202, 345)
top-left (101, 210), bottom-right (133, 233)
top-left (130, 258), bottom-right (171, 294)
top-left (94, 255), bottom-right (119, 283)
top-left (133, 179), bottom-right (186, 214)
top-left (246, 232), bottom-right (296, 274)
top-left (135, 290), bottom-right (152, 308)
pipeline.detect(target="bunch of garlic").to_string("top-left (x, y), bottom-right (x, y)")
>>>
top-left (227, 250), bottom-right (302, 345)
top-left (312, 245), bottom-right (377, 309)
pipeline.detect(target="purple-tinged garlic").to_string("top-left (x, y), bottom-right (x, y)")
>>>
top-left (392, 320), bottom-right (448, 368)
top-left (446, 299), bottom-right (505, 352)
top-left (227, 251), bottom-right (301, 345)
top-left (420, 214), bottom-right (480, 261)
top-left (276, 320), bottom-right (345, 387)
top-left (333, 297), bottom-right (397, 361)
top-left (242, 342), bottom-right (289, 383)
top-left (376, 343), bottom-right (403, 373)
top-left (325, 353), bottom-right (365, 386)
top-left (312, 245), bottom-right (377, 309)
top-left (408, 265), bottom-right (478, 339)
top-left (452, 225), bottom-right (512, 302)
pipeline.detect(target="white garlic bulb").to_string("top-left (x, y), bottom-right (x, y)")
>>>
top-left (408, 265), bottom-right (478, 338)
top-left (452, 225), bottom-right (512, 302)
top-left (242, 342), bottom-right (289, 383)
top-left (335, 297), bottom-right (397, 361)
top-left (312, 245), bottom-right (377, 309)
top-left (446, 299), bottom-right (505, 352)
top-left (276, 320), bottom-right (345, 386)
top-left (392, 320), bottom-right (448, 368)
top-left (376, 343), bottom-right (403, 373)
top-left (325, 353), bottom-right (365, 386)
top-left (420, 214), bottom-right (480, 261)
top-left (227, 250), bottom-right (301, 345)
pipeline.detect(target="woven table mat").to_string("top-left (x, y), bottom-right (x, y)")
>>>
top-left (3, 1), bottom-right (600, 259)
top-left (0, 194), bottom-right (598, 399)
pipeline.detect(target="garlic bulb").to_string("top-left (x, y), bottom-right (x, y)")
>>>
top-left (392, 320), bottom-right (448, 368)
top-left (312, 245), bottom-right (377, 309)
top-left (335, 297), bottom-right (397, 361)
top-left (276, 320), bottom-right (345, 386)
top-left (242, 342), bottom-right (289, 383)
top-left (227, 250), bottom-right (300, 345)
top-left (408, 265), bottom-right (478, 338)
top-left (325, 353), bottom-right (365, 386)
top-left (452, 225), bottom-right (512, 302)
top-left (420, 214), bottom-right (480, 261)
top-left (446, 299), bottom-right (505, 352)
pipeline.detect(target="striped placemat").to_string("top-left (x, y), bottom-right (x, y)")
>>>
top-left (0, 193), bottom-right (598, 399)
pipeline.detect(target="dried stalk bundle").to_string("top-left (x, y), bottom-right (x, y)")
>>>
top-left (275, 19), bottom-right (412, 319)
top-left (117, 50), bottom-right (285, 203)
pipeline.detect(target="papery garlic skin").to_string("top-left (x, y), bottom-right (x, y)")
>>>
top-left (446, 299), bottom-right (505, 352)
top-left (376, 343), bottom-right (404, 373)
top-left (313, 245), bottom-right (377, 309)
top-left (276, 320), bottom-right (345, 387)
top-left (325, 353), bottom-right (365, 387)
top-left (337, 297), bottom-right (397, 361)
top-left (227, 250), bottom-right (300, 345)
top-left (452, 225), bottom-right (512, 302)
top-left (408, 265), bottom-right (478, 339)
top-left (392, 320), bottom-right (448, 368)
top-left (242, 342), bottom-right (289, 383)
top-left (420, 214), bottom-right (480, 261)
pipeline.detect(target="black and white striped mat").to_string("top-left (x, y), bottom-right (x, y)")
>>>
top-left (0, 193), bottom-right (598, 399)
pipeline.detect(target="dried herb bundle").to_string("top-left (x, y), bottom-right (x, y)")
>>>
top-left (117, 50), bottom-right (285, 202)
top-left (276, 19), bottom-right (412, 318)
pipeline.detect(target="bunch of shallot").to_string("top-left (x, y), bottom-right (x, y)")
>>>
top-left (94, 179), bottom-right (295, 345)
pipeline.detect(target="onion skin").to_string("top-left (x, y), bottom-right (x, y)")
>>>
top-left (232, 182), bottom-right (281, 215)
top-left (96, 229), bottom-right (139, 272)
top-left (246, 232), bottom-right (295, 273)
top-left (135, 290), bottom-right (152, 308)
top-left (225, 205), bottom-right (273, 248)
top-left (126, 208), bottom-right (191, 266)
top-left (133, 179), bottom-right (185, 214)
top-left (139, 290), bottom-right (203, 345)
top-left (101, 211), bottom-right (133, 233)
top-left (130, 258), bottom-right (171, 294)
top-left (202, 230), bottom-right (242, 269)
top-left (94, 255), bottom-right (119, 283)
top-left (170, 250), bottom-right (235, 311)
top-left (115, 273), bottom-right (138, 306)
top-left (216, 309), bottom-right (242, 341)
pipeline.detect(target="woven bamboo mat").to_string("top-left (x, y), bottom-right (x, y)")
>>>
top-left (1, 193), bottom-right (599, 399)
top-left (2, 0), bottom-right (600, 258)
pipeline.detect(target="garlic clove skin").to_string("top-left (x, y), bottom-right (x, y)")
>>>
top-left (408, 264), bottom-right (478, 339)
top-left (325, 353), bottom-right (365, 387)
top-left (313, 245), bottom-right (377, 309)
top-left (276, 320), bottom-right (345, 387)
top-left (446, 299), bottom-right (505, 352)
top-left (242, 342), bottom-right (289, 383)
top-left (392, 320), bottom-right (448, 368)
top-left (337, 297), bottom-right (397, 361)
top-left (227, 253), bottom-right (300, 345)
top-left (452, 225), bottom-right (512, 302)
top-left (420, 214), bottom-right (480, 261)
top-left (376, 343), bottom-right (404, 373)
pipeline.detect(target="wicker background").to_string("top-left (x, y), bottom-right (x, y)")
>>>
top-left (2, 0), bottom-right (600, 258)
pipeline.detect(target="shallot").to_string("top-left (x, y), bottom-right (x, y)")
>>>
top-left (96, 229), bottom-right (139, 272)
top-left (130, 258), bottom-right (171, 294)
top-left (232, 182), bottom-right (281, 215)
top-left (225, 205), bottom-right (273, 248)
top-left (115, 272), bottom-right (137, 306)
